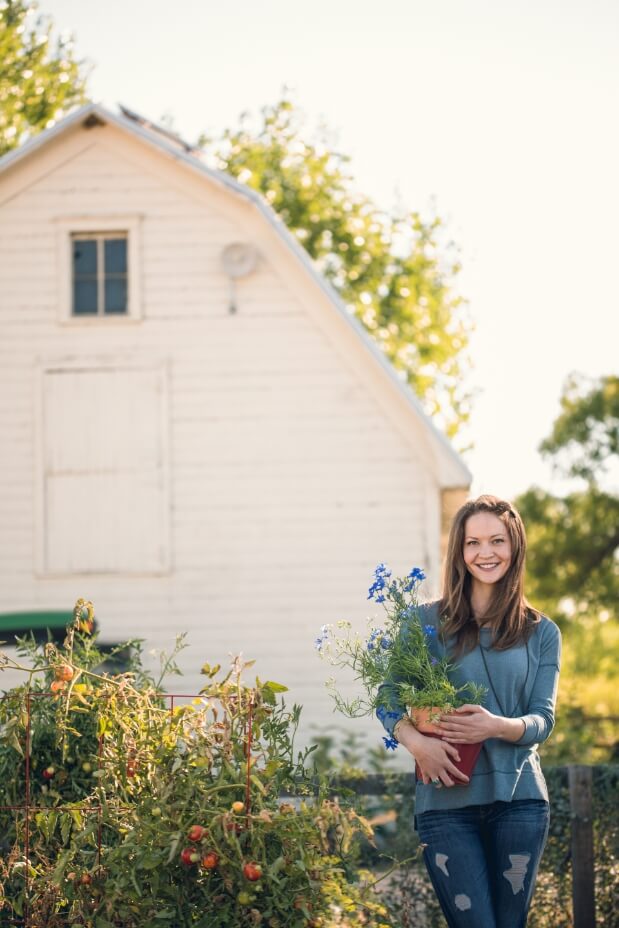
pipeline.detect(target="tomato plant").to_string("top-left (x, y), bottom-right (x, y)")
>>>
top-left (243, 861), bottom-right (263, 882)
top-left (0, 601), bottom-right (393, 927)
top-left (54, 663), bottom-right (74, 682)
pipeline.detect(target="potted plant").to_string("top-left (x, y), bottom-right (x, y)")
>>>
top-left (316, 564), bottom-right (487, 780)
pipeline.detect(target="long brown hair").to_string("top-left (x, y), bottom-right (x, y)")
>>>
top-left (439, 494), bottom-right (540, 654)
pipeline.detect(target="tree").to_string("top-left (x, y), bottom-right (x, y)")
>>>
top-left (200, 97), bottom-right (471, 443)
top-left (539, 372), bottom-right (618, 484)
top-left (516, 374), bottom-right (619, 762)
top-left (0, 0), bottom-right (88, 157)
top-left (516, 374), bottom-right (619, 622)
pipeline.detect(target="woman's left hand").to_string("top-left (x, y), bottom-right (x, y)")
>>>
top-left (436, 704), bottom-right (501, 742)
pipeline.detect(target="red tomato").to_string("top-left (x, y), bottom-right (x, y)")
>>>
top-left (187, 824), bottom-right (206, 842)
top-left (201, 852), bottom-right (219, 870)
top-left (180, 847), bottom-right (200, 866)
top-left (80, 872), bottom-right (92, 885)
top-left (243, 862), bottom-right (262, 882)
top-left (55, 664), bottom-right (74, 682)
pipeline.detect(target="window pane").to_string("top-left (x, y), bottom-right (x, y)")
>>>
top-left (73, 279), bottom-right (98, 315)
top-left (105, 277), bottom-right (127, 314)
top-left (73, 239), bottom-right (97, 275)
top-left (105, 238), bottom-right (127, 274)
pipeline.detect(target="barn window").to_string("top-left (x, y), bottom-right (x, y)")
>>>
top-left (55, 215), bottom-right (142, 322)
top-left (72, 234), bottom-right (128, 316)
top-left (37, 363), bottom-right (169, 575)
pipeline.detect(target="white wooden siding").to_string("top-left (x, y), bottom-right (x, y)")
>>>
top-left (0, 123), bottom-right (449, 746)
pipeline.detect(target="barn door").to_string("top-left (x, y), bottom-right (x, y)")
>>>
top-left (40, 365), bottom-right (169, 573)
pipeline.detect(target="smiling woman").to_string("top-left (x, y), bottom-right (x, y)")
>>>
top-left (463, 513), bottom-right (512, 586)
top-left (380, 494), bottom-right (562, 928)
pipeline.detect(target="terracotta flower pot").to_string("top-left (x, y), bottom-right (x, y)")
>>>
top-left (410, 706), bottom-right (483, 786)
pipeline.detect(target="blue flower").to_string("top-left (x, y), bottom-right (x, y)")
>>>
top-left (375, 594), bottom-right (386, 604)
top-left (423, 624), bottom-right (437, 638)
top-left (383, 736), bottom-right (399, 751)
top-left (431, 657), bottom-right (439, 666)
top-left (368, 628), bottom-right (393, 651)
top-left (375, 563), bottom-right (392, 578)
top-left (408, 567), bottom-right (426, 581)
top-left (314, 624), bottom-right (331, 652)
top-left (404, 566), bottom-right (426, 592)
top-left (368, 564), bottom-right (392, 599)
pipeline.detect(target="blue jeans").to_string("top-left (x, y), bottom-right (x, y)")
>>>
top-left (416, 799), bottom-right (550, 928)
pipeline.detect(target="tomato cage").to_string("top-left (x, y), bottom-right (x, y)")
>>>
top-left (0, 689), bottom-right (256, 928)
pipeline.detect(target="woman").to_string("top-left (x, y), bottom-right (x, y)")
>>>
top-left (379, 495), bottom-right (561, 928)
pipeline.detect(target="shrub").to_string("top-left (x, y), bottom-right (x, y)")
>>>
top-left (0, 603), bottom-right (393, 928)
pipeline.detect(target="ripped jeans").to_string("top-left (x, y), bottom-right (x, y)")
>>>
top-left (416, 799), bottom-right (550, 928)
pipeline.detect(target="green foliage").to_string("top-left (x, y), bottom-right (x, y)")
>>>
top-left (517, 485), bottom-right (619, 622)
top-left (540, 373), bottom-right (618, 483)
top-left (527, 766), bottom-right (619, 928)
top-left (516, 373), bottom-right (619, 763)
top-left (0, 0), bottom-right (89, 156)
top-left (0, 608), bottom-right (393, 927)
top-left (200, 96), bottom-right (471, 443)
top-left (517, 373), bottom-right (618, 622)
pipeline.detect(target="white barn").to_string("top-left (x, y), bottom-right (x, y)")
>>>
top-left (0, 103), bottom-right (470, 745)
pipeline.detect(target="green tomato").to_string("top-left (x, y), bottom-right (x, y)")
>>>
top-left (237, 891), bottom-right (253, 906)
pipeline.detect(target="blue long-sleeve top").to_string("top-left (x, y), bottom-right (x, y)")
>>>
top-left (377, 601), bottom-right (561, 816)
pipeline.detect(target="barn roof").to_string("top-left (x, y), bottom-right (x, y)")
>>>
top-left (0, 102), bottom-right (471, 488)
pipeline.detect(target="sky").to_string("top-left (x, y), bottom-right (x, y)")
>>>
top-left (40, 0), bottom-right (619, 499)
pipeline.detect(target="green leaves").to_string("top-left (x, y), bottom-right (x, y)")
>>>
top-left (539, 373), bottom-right (619, 483)
top-left (515, 373), bottom-right (619, 763)
top-left (35, 809), bottom-right (58, 841)
top-left (0, 0), bottom-right (89, 157)
top-left (516, 374), bottom-right (619, 624)
top-left (258, 679), bottom-right (289, 706)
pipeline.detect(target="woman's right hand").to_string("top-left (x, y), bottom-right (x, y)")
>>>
top-left (395, 720), bottom-right (469, 787)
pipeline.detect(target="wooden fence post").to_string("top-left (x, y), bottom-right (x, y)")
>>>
top-left (568, 764), bottom-right (596, 928)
